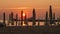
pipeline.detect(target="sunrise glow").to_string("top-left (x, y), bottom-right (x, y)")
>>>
top-left (23, 13), bottom-right (25, 17)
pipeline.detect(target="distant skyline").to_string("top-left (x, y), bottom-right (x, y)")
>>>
top-left (0, 0), bottom-right (60, 20)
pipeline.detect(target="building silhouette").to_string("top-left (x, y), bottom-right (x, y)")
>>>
top-left (16, 13), bottom-right (18, 26)
top-left (2, 5), bottom-right (60, 26)
top-left (21, 10), bottom-right (23, 25)
top-left (49, 5), bottom-right (53, 24)
top-left (24, 13), bottom-right (28, 25)
top-left (3, 12), bottom-right (6, 26)
top-left (52, 12), bottom-right (55, 24)
top-left (45, 11), bottom-right (48, 25)
top-left (10, 12), bottom-right (14, 25)
top-left (19, 18), bottom-right (21, 25)
top-left (8, 14), bottom-right (11, 25)
top-left (57, 17), bottom-right (60, 25)
top-left (32, 8), bottom-right (36, 26)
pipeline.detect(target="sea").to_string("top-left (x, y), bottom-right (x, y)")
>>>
top-left (0, 20), bottom-right (60, 26)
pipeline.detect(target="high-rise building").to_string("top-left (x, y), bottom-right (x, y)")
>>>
top-left (8, 14), bottom-right (10, 23)
top-left (32, 8), bottom-right (36, 25)
top-left (52, 12), bottom-right (55, 24)
top-left (45, 11), bottom-right (48, 25)
top-left (21, 10), bottom-right (23, 25)
top-left (24, 13), bottom-right (28, 25)
top-left (3, 12), bottom-right (5, 24)
top-left (10, 12), bottom-right (14, 25)
top-left (16, 13), bottom-right (18, 26)
top-left (49, 5), bottom-right (53, 24)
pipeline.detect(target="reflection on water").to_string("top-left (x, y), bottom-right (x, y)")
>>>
top-left (7, 22), bottom-right (45, 26)
top-left (6, 21), bottom-right (45, 26)
top-left (0, 20), bottom-right (60, 26)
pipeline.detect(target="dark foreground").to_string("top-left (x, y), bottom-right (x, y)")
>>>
top-left (0, 26), bottom-right (60, 34)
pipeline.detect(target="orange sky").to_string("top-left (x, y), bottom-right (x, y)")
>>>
top-left (0, 0), bottom-right (60, 19)
top-left (0, 0), bottom-right (60, 9)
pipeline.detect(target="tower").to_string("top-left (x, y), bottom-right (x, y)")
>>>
top-left (32, 8), bottom-right (36, 26)
top-left (16, 13), bottom-right (18, 26)
top-left (49, 5), bottom-right (53, 24)
top-left (45, 11), bottom-right (48, 25)
top-left (21, 10), bottom-right (23, 25)
top-left (52, 12), bottom-right (55, 24)
top-left (8, 14), bottom-right (11, 25)
top-left (3, 12), bottom-right (5, 24)
top-left (24, 13), bottom-right (28, 25)
top-left (10, 12), bottom-right (14, 25)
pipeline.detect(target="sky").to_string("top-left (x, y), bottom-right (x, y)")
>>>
top-left (0, 0), bottom-right (60, 20)
top-left (0, 0), bottom-right (60, 9)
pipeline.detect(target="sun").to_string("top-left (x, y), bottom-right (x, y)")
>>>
top-left (23, 13), bottom-right (25, 17)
